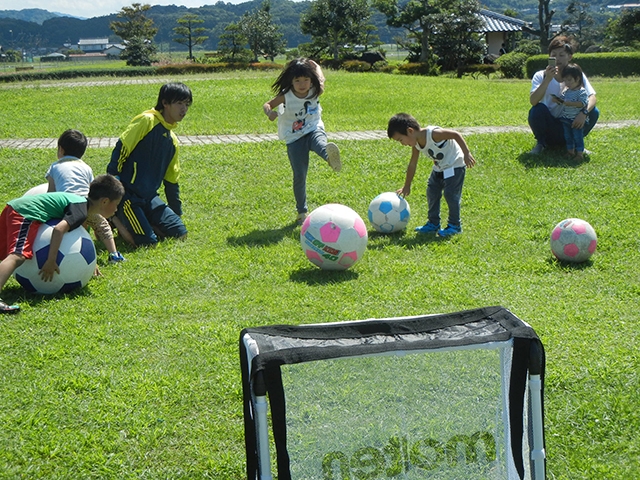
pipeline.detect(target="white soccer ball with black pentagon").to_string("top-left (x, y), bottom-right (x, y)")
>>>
top-left (550, 218), bottom-right (597, 263)
top-left (300, 204), bottom-right (368, 270)
top-left (14, 220), bottom-right (97, 294)
top-left (368, 192), bottom-right (411, 233)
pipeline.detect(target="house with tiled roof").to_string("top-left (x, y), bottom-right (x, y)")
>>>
top-left (477, 9), bottom-right (535, 56)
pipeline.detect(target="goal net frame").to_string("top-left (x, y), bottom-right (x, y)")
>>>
top-left (240, 306), bottom-right (546, 480)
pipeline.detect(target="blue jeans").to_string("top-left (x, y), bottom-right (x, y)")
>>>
top-left (286, 128), bottom-right (330, 214)
top-left (560, 118), bottom-right (585, 152)
top-left (528, 103), bottom-right (599, 148)
top-left (427, 167), bottom-right (466, 227)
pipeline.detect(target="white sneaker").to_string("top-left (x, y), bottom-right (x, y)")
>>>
top-left (529, 143), bottom-right (544, 155)
top-left (296, 212), bottom-right (307, 225)
top-left (326, 143), bottom-right (341, 172)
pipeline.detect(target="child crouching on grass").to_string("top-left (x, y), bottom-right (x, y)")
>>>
top-left (47, 129), bottom-right (126, 264)
top-left (387, 113), bottom-right (476, 237)
top-left (0, 174), bottom-right (124, 314)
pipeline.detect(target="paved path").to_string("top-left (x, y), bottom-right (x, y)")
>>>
top-left (1, 120), bottom-right (638, 150)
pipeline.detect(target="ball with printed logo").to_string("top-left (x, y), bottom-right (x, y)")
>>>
top-left (368, 192), bottom-right (411, 233)
top-left (550, 218), bottom-right (597, 263)
top-left (14, 220), bottom-right (97, 294)
top-left (300, 204), bottom-right (368, 270)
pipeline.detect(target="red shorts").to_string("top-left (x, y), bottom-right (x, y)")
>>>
top-left (0, 206), bottom-right (41, 261)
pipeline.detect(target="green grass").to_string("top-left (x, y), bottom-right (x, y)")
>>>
top-left (1, 71), bottom-right (639, 138)
top-left (0, 73), bottom-right (639, 479)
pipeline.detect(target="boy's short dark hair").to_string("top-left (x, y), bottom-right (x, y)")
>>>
top-left (58, 129), bottom-right (88, 159)
top-left (154, 82), bottom-right (193, 111)
top-left (387, 113), bottom-right (421, 138)
top-left (88, 174), bottom-right (125, 202)
top-left (561, 63), bottom-right (584, 86)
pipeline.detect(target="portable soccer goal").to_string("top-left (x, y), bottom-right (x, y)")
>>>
top-left (240, 306), bottom-right (546, 480)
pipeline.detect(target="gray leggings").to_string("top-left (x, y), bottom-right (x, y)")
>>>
top-left (286, 128), bottom-right (329, 214)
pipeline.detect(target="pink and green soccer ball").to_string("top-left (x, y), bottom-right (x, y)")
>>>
top-left (550, 218), bottom-right (597, 263)
top-left (300, 204), bottom-right (368, 270)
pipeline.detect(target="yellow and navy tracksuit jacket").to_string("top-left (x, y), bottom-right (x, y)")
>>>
top-left (107, 109), bottom-right (182, 215)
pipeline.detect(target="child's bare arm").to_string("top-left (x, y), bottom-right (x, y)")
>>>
top-left (263, 95), bottom-right (284, 122)
top-left (47, 177), bottom-right (57, 192)
top-left (431, 128), bottom-right (477, 168)
top-left (39, 220), bottom-right (70, 281)
top-left (397, 148), bottom-right (420, 197)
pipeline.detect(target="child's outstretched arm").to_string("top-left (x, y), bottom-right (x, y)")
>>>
top-left (39, 219), bottom-right (70, 281)
top-left (432, 128), bottom-right (477, 168)
top-left (397, 148), bottom-right (420, 197)
top-left (263, 94), bottom-right (284, 122)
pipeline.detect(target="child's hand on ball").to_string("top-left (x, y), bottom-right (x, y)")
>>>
top-left (39, 260), bottom-right (60, 282)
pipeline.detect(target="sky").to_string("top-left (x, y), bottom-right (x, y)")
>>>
top-left (0, 1), bottom-right (243, 19)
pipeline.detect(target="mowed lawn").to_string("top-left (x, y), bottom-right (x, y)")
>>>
top-left (0, 72), bottom-right (639, 479)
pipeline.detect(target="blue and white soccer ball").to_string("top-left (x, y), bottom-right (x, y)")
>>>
top-left (14, 220), bottom-right (97, 294)
top-left (367, 192), bottom-right (411, 233)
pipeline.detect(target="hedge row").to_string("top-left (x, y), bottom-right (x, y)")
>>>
top-left (0, 62), bottom-right (283, 83)
top-left (0, 67), bottom-right (156, 83)
top-left (525, 52), bottom-right (640, 78)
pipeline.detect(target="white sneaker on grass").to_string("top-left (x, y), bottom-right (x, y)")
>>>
top-left (326, 143), bottom-right (341, 172)
top-left (529, 143), bottom-right (544, 155)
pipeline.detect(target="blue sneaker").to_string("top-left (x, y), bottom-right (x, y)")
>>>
top-left (415, 222), bottom-right (440, 234)
top-left (437, 224), bottom-right (462, 237)
top-left (108, 251), bottom-right (126, 264)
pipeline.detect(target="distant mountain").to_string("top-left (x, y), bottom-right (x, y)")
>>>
top-left (0, 8), bottom-right (84, 25)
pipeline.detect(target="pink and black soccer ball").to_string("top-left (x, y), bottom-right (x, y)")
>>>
top-left (14, 220), bottom-right (97, 294)
top-left (550, 218), bottom-right (597, 263)
top-left (368, 192), bottom-right (411, 233)
top-left (300, 204), bottom-right (368, 270)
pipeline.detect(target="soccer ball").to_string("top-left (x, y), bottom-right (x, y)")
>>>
top-left (14, 220), bottom-right (97, 294)
top-left (550, 218), bottom-right (597, 263)
top-left (23, 183), bottom-right (48, 196)
top-left (368, 192), bottom-right (411, 233)
top-left (300, 204), bottom-right (368, 270)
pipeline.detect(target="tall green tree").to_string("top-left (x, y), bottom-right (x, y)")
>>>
top-left (375, 0), bottom-right (443, 64)
top-left (239, 1), bottom-right (286, 62)
top-left (604, 8), bottom-right (640, 50)
top-left (110, 3), bottom-right (158, 66)
top-left (217, 22), bottom-right (251, 62)
top-left (561, 1), bottom-right (595, 50)
top-left (431, 0), bottom-right (484, 72)
top-left (173, 13), bottom-right (209, 60)
top-left (300, 0), bottom-right (373, 61)
top-left (375, 0), bottom-right (482, 70)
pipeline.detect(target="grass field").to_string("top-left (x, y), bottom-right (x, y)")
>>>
top-left (0, 71), bottom-right (639, 479)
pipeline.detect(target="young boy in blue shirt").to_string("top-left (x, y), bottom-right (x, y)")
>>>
top-left (107, 82), bottom-right (192, 247)
top-left (0, 174), bottom-right (124, 313)
top-left (46, 129), bottom-right (126, 263)
top-left (387, 113), bottom-right (476, 237)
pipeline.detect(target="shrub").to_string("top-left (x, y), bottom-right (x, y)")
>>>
top-left (372, 61), bottom-right (395, 73)
top-left (342, 60), bottom-right (371, 72)
top-left (397, 62), bottom-right (440, 76)
top-left (249, 62), bottom-right (282, 71)
top-left (496, 52), bottom-right (528, 79)
top-left (458, 64), bottom-right (500, 79)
